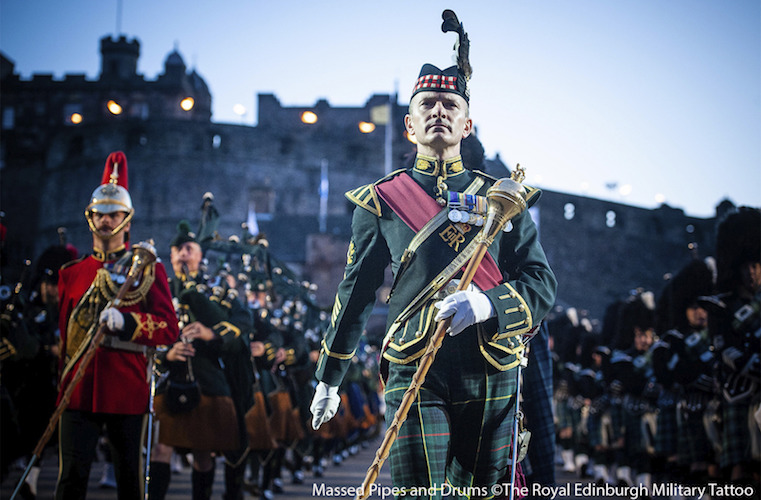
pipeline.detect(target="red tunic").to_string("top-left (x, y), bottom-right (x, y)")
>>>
top-left (57, 254), bottom-right (179, 414)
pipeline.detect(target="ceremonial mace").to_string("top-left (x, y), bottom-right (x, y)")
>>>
top-left (356, 167), bottom-right (529, 500)
top-left (10, 242), bottom-right (158, 500)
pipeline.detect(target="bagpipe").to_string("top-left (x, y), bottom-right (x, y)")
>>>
top-left (0, 260), bottom-right (32, 362)
top-left (159, 262), bottom-right (235, 415)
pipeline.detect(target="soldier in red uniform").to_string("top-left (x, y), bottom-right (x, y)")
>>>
top-left (55, 151), bottom-right (179, 500)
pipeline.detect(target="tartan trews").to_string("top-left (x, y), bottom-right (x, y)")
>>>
top-left (384, 331), bottom-right (519, 499)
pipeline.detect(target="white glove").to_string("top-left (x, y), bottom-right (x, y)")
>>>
top-left (99, 307), bottom-right (125, 332)
top-left (434, 290), bottom-right (495, 336)
top-left (310, 381), bottom-right (340, 430)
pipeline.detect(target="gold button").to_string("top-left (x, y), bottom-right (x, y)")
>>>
top-left (518, 305), bottom-right (525, 312)
top-left (415, 330), bottom-right (423, 338)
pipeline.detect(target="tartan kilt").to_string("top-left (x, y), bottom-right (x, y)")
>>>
top-left (654, 404), bottom-right (678, 457)
top-left (623, 409), bottom-right (646, 456)
top-left (586, 411), bottom-right (604, 448)
top-left (555, 398), bottom-right (574, 430)
top-left (720, 400), bottom-right (753, 468)
top-left (384, 329), bottom-right (518, 497)
top-left (607, 401), bottom-right (625, 446)
top-left (680, 409), bottom-right (713, 464)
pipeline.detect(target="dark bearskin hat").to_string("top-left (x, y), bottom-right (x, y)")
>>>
top-left (613, 290), bottom-right (655, 351)
top-left (656, 258), bottom-right (716, 333)
top-left (32, 244), bottom-right (79, 288)
top-left (600, 299), bottom-right (624, 348)
top-left (715, 206), bottom-right (760, 293)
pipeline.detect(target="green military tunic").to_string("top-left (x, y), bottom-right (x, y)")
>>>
top-left (316, 155), bottom-right (557, 384)
top-left (155, 273), bottom-right (255, 454)
top-left (315, 155), bottom-right (557, 498)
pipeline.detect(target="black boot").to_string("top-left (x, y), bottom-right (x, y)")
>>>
top-left (223, 461), bottom-right (246, 500)
top-left (192, 465), bottom-right (216, 500)
top-left (148, 462), bottom-right (171, 500)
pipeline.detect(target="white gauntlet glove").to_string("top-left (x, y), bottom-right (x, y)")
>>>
top-left (99, 307), bottom-right (125, 332)
top-left (310, 381), bottom-right (340, 430)
top-left (434, 290), bottom-right (495, 336)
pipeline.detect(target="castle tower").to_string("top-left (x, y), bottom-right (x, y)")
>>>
top-left (100, 35), bottom-right (140, 81)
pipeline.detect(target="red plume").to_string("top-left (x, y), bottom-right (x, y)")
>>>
top-left (100, 151), bottom-right (129, 190)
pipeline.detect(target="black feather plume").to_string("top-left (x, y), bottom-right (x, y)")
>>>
top-left (440, 10), bottom-right (471, 81)
top-left (441, 9), bottom-right (460, 33)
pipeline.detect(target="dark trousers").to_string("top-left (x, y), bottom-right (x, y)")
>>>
top-left (56, 410), bottom-right (144, 500)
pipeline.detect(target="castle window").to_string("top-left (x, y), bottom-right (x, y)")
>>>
top-left (107, 100), bottom-right (123, 115)
top-left (64, 103), bottom-right (83, 125)
top-left (130, 102), bottom-right (149, 119)
top-left (605, 210), bottom-right (617, 228)
top-left (212, 134), bottom-right (222, 149)
top-left (249, 188), bottom-right (275, 220)
top-left (563, 203), bottom-right (575, 220)
top-left (2, 107), bottom-right (15, 129)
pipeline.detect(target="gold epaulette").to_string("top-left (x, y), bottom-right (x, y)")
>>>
top-left (524, 184), bottom-right (542, 207)
top-left (344, 168), bottom-right (406, 217)
top-left (471, 169), bottom-right (499, 182)
top-left (60, 256), bottom-right (86, 270)
top-left (345, 184), bottom-right (381, 216)
top-left (472, 169), bottom-right (542, 207)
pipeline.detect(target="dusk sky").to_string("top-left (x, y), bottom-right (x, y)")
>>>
top-left (1, 0), bottom-right (759, 217)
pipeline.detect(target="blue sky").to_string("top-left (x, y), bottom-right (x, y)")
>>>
top-left (1, 0), bottom-right (759, 217)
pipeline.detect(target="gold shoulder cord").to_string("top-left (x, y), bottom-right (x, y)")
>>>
top-left (62, 264), bottom-right (156, 380)
top-left (93, 265), bottom-right (156, 306)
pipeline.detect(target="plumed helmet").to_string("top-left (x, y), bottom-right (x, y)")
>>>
top-left (85, 151), bottom-right (135, 239)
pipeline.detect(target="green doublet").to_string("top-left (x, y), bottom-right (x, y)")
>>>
top-left (166, 275), bottom-right (253, 397)
top-left (316, 155), bottom-right (557, 387)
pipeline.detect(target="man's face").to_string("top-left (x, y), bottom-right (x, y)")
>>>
top-left (405, 91), bottom-right (472, 151)
top-left (91, 211), bottom-right (130, 240)
top-left (170, 241), bottom-right (203, 274)
top-left (40, 281), bottom-right (59, 306)
top-left (685, 304), bottom-right (708, 330)
top-left (633, 327), bottom-right (654, 353)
